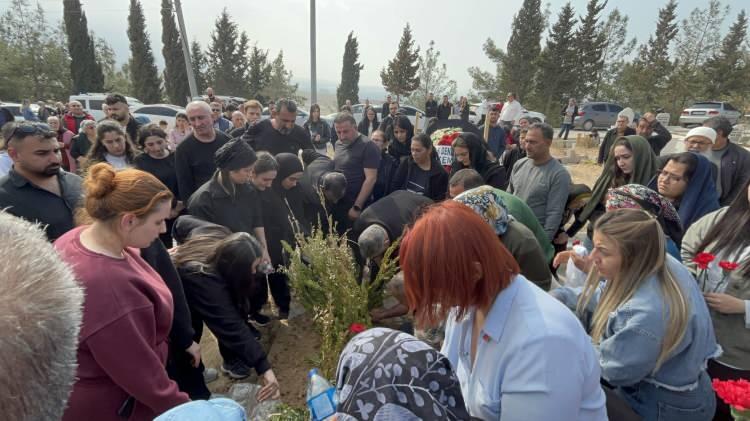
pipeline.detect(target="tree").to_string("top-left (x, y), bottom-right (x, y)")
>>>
top-left (205, 9), bottom-right (250, 95)
top-left (95, 37), bottom-right (132, 94)
top-left (127, 0), bottom-right (162, 103)
top-left (468, 38), bottom-right (506, 99)
top-left (380, 23), bottom-right (420, 100)
top-left (63, 0), bottom-right (104, 94)
top-left (336, 31), bottom-right (364, 108)
top-left (572, 0), bottom-right (608, 100)
top-left (704, 10), bottom-right (749, 100)
top-left (263, 51), bottom-right (305, 104)
top-left (535, 2), bottom-right (578, 121)
top-left (498, 0), bottom-right (546, 102)
top-left (595, 9), bottom-right (636, 102)
top-left (1, 0), bottom-right (72, 100)
top-left (190, 40), bottom-right (208, 94)
top-left (247, 45), bottom-right (272, 103)
top-left (161, 0), bottom-right (190, 105)
top-left (407, 40), bottom-right (457, 109)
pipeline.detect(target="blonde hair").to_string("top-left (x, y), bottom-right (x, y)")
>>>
top-left (577, 208), bottom-right (689, 370)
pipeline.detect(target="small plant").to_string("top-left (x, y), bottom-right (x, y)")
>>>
top-left (367, 237), bottom-right (401, 310)
top-left (268, 403), bottom-right (310, 420)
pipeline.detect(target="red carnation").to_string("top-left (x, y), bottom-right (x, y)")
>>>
top-left (693, 252), bottom-right (715, 270)
top-left (713, 379), bottom-right (750, 411)
top-left (719, 261), bottom-right (740, 272)
top-left (348, 323), bottom-right (366, 335)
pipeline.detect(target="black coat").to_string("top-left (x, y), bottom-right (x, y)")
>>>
top-left (390, 157), bottom-right (448, 201)
top-left (357, 118), bottom-right (379, 136)
top-left (242, 119), bottom-right (314, 155)
top-left (436, 103), bottom-right (452, 120)
top-left (186, 175), bottom-right (262, 235)
top-left (352, 190), bottom-right (434, 241)
top-left (425, 100), bottom-right (438, 118)
top-left (374, 151), bottom-right (398, 201)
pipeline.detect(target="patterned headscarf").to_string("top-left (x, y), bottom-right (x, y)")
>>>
top-left (453, 185), bottom-right (510, 235)
top-left (606, 184), bottom-right (684, 244)
top-left (334, 328), bottom-right (470, 421)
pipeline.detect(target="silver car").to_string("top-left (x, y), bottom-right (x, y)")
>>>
top-left (679, 101), bottom-right (742, 127)
top-left (573, 102), bottom-right (626, 131)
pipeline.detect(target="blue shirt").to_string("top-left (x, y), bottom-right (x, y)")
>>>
top-left (441, 275), bottom-right (607, 420)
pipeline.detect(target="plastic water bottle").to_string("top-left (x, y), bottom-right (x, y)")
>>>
top-left (306, 368), bottom-right (337, 421)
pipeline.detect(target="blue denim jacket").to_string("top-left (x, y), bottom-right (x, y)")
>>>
top-left (554, 255), bottom-right (720, 391)
top-left (154, 398), bottom-right (246, 421)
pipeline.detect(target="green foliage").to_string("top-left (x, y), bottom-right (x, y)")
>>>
top-left (367, 238), bottom-right (401, 310)
top-left (63, 0), bottom-right (104, 94)
top-left (595, 9), bottom-right (637, 103)
top-left (572, 0), bottom-right (607, 100)
top-left (406, 40), bottom-right (457, 109)
top-left (190, 40), bottom-right (208, 94)
top-left (468, 38), bottom-right (505, 99)
top-left (127, 0), bottom-right (162, 103)
top-left (499, 0), bottom-right (546, 101)
top-left (268, 404), bottom-right (309, 420)
top-left (337, 31), bottom-right (364, 108)
top-left (248, 45), bottom-right (272, 103)
top-left (380, 23), bottom-right (420, 100)
top-left (161, 0), bottom-right (190, 106)
top-left (205, 9), bottom-right (250, 96)
top-left (704, 10), bottom-right (749, 106)
top-left (263, 51), bottom-right (306, 104)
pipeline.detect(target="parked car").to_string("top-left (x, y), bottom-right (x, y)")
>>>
top-left (260, 107), bottom-right (309, 127)
top-left (573, 102), bottom-right (627, 131)
top-left (69, 93), bottom-right (144, 121)
top-left (679, 101), bottom-right (742, 127)
top-left (192, 95), bottom-right (247, 109)
top-left (0, 102), bottom-right (57, 122)
top-left (132, 104), bottom-right (185, 130)
top-left (470, 102), bottom-right (547, 125)
top-left (326, 105), bottom-right (429, 131)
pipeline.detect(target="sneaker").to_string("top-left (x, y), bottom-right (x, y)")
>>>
top-left (203, 367), bottom-right (218, 384)
top-left (221, 361), bottom-right (251, 380)
top-left (249, 312), bottom-right (271, 327)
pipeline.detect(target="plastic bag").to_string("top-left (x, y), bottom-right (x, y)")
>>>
top-left (564, 245), bottom-right (590, 288)
top-left (227, 383), bottom-right (281, 421)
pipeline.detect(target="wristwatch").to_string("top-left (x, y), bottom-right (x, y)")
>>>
top-left (353, 205), bottom-right (362, 212)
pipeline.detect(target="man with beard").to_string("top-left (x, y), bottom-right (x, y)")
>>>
top-left (378, 101), bottom-right (400, 142)
top-left (597, 114), bottom-right (636, 164)
top-left (240, 98), bottom-right (313, 155)
top-left (105, 93), bottom-right (142, 143)
top-left (175, 101), bottom-right (231, 202)
top-left (0, 122), bottom-right (83, 241)
top-left (62, 100), bottom-right (93, 134)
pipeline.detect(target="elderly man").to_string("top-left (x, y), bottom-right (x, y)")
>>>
top-left (230, 111), bottom-right (246, 130)
top-left (0, 212), bottom-right (84, 421)
top-left (508, 123), bottom-right (571, 243)
top-left (500, 92), bottom-right (523, 128)
top-left (63, 100), bottom-right (94, 134)
top-left (105, 93), bottom-right (141, 142)
top-left (333, 113), bottom-right (380, 221)
top-left (205, 87), bottom-right (217, 104)
top-left (210, 102), bottom-right (231, 133)
top-left (175, 101), bottom-right (230, 202)
top-left (636, 112), bottom-right (672, 156)
top-left (598, 114), bottom-right (636, 164)
top-left (703, 116), bottom-right (750, 205)
top-left (241, 99), bottom-right (313, 155)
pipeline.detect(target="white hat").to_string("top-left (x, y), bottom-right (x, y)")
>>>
top-left (618, 107), bottom-right (635, 123)
top-left (685, 126), bottom-right (717, 144)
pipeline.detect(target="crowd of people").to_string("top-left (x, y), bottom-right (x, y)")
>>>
top-left (0, 87), bottom-right (749, 421)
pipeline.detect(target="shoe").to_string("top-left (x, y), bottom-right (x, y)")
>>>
top-left (203, 367), bottom-right (218, 384)
top-left (278, 309), bottom-right (290, 320)
top-left (249, 312), bottom-right (271, 326)
top-left (221, 361), bottom-right (251, 380)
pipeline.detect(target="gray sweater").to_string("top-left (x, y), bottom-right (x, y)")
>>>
top-left (508, 157), bottom-right (571, 240)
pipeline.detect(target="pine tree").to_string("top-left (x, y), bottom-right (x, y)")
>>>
top-left (190, 40), bottom-right (208, 94)
top-left (704, 10), bottom-right (749, 99)
top-left (205, 9), bottom-right (249, 95)
top-left (573, 0), bottom-right (608, 100)
top-left (263, 51), bottom-right (305, 104)
top-left (468, 39), bottom-right (506, 99)
top-left (247, 45), bottom-right (272, 103)
top-left (499, 0), bottom-right (546, 101)
top-left (407, 40), bottom-right (457, 109)
top-left (595, 9), bottom-right (636, 102)
top-left (336, 31), bottom-right (364, 108)
top-left (161, 0), bottom-right (189, 105)
top-left (127, 0), bottom-right (162, 103)
top-left (63, 0), bottom-right (104, 94)
top-left (535, 2), bottom-right (578, 120)
top-left (380, 23), bottom-right (420, 100)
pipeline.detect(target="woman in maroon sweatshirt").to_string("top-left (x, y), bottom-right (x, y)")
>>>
top-left (55, 162), bottom-right (189, 420)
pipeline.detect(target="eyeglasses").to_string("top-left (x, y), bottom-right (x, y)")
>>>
top-left (657, 170), bottom-right (685, 183)
top-left (10, 123), bottom-right (54, 140)
top-left (684, 139), bottom-right (711, 147)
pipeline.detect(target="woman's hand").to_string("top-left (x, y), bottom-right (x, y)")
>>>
top-left (704, 293), bottom-right (746, 314)
top-left (553, 250), bottom-right (591, 273)
top-left (185, 341), bottom-right (201, 368)
top-left (257, 369), bottom-right (281, 402)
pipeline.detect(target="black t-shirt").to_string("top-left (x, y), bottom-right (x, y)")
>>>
top-left (134, 152), bottom-right (179, 199)
top-left (352, 190), bottom-right (433, 241)
top-left (334, 135), bottom-right (381, 203)
top-left (406, 165), bottom-right (430, 196)
top-left (174, 131), bottom-right (230, 202)
top-left (251, 119), bottom-right (314, 156)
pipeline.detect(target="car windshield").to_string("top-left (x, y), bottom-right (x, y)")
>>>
top-left (691, 102), bottom-right (721, 109)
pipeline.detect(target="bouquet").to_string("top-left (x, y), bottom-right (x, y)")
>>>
top-left (693, 252), bottom-right (740, 293)
top-left (430, 128), bottom-right (461, 171)
top-left (713, 379), bottom-right (750, 420)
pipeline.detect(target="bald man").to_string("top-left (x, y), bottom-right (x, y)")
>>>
top-left (63, 100), bottom-right (94, 133)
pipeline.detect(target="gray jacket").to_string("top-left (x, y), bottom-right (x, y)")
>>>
top-left (719, 142), bottom-right (750, 206)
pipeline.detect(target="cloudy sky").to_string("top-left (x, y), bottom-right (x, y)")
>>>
top-left (20, 0), bottom-right (746, 96)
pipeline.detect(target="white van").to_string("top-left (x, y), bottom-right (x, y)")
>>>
top-left (68, 94), bottom-right (144, 121)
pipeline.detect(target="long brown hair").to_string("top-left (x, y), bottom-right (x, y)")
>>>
top-left (84, 120), bottom-right (138, 170)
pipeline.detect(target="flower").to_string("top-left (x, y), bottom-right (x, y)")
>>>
top-left (693, 252), bottom-right (716, 270)
top-left (719, 261), bottom-right (740, 272)
top-left (713, 379), bottom-right (750, 411)
top-left (348, 323), bottom-right (366, 335)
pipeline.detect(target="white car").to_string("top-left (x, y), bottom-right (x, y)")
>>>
top-left (470, 102), bottom-right (546, 125)
top-left (260, 107), bottom-right (309, 127)
top-left (341, 104), bottom-right (429, 131)
top-left (69, 93), bottom-right (144, 121)
top-left (0, 102), bottom-right (55, 122)
top-left (132, 104), bottom-right (185, 130)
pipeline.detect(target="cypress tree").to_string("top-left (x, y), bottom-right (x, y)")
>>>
top-left (535, 2), bottom-right (578, 119)
top-left (499, 0), bottom-right (545, 101)
top-left (63, 0), bottom-right (104, 93)
top-left (573, 0), bottom-right (608, 100)
top-left (380, 23), bottom-right (420, 100)
top-left (248, 45), bottom-right (271, 103)
top-left (127, 0), bottom-right (162, 103)
top-left (190, 40), bottom-right (208, 94)
top-left (336, 31), bottom-right (364, 108)
top-left (206, 9), bottom-right (248, 95)
top-left (161, 0), bottom-right (190, 105)
top-left (704, 10), bottom-right (748, 99)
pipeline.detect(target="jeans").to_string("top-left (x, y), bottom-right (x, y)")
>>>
top-left (558, 123), bottom-right (573, 139)
top-left (616, 371), bottom-right (716, 421)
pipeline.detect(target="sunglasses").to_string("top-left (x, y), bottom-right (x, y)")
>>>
top-left (11, 123), bottom-right (55, 139)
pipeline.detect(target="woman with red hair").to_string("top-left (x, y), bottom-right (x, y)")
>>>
top-left (400, 201), bottom-right (607, 420)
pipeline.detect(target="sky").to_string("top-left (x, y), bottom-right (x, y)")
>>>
top-left (12, 0), bottom-right (746, 97)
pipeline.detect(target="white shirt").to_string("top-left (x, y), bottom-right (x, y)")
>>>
top-left (105, 153), bottom-right (130, 169)
top-left (0, 152), bottom-right (12, 177)
top-left (441, 275), bottom-right (607, 420)
top-left (500, 100), bottom-right (523, 123)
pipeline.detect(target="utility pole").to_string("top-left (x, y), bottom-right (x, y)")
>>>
top-left (174, 0), bottom-right (198, 101)
top-left (310, 0), bottom-right (317, 104)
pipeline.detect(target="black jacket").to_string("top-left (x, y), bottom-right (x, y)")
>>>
top-left (381, 102), bottom-right (390, 119)
top-left (186, 175), bottom-right (262, 235)
top-left (303, 119), bottom-right (332, 149)
top-left (719, 142), bottom-right (750, 206)
top-left (374, 151), bottom-right (398, 201)
top-left (241, 119), bottom-right (314, 155)
top-left (390, 157), bottom-right (448, 201)
top-left (179, 265), bottom-right (271, 375)
top-left (425, 100), bottom-right (438, 118)
top-left (645, 121), bottom-right (672, 156)
top-left (352, 190), bottom-right (434, 241)
top-left (437, 103), bottom-right (452, 120)
top-left (387, 137), bottom-right (411, 163)
top-left (357, 118), bottom-right (379, 136)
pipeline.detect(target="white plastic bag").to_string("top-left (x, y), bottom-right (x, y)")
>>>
top-left (564, 245), bottom-right (590, 288)
top-left (227, 383), bottom-right (281, 421)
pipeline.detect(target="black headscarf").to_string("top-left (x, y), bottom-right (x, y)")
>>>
top-left (334, 327), bottom-right (470, 420)
top-left (214, 139), bottom-right (257, 171)
top-left (272, 153), bottom-right (304, 194)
